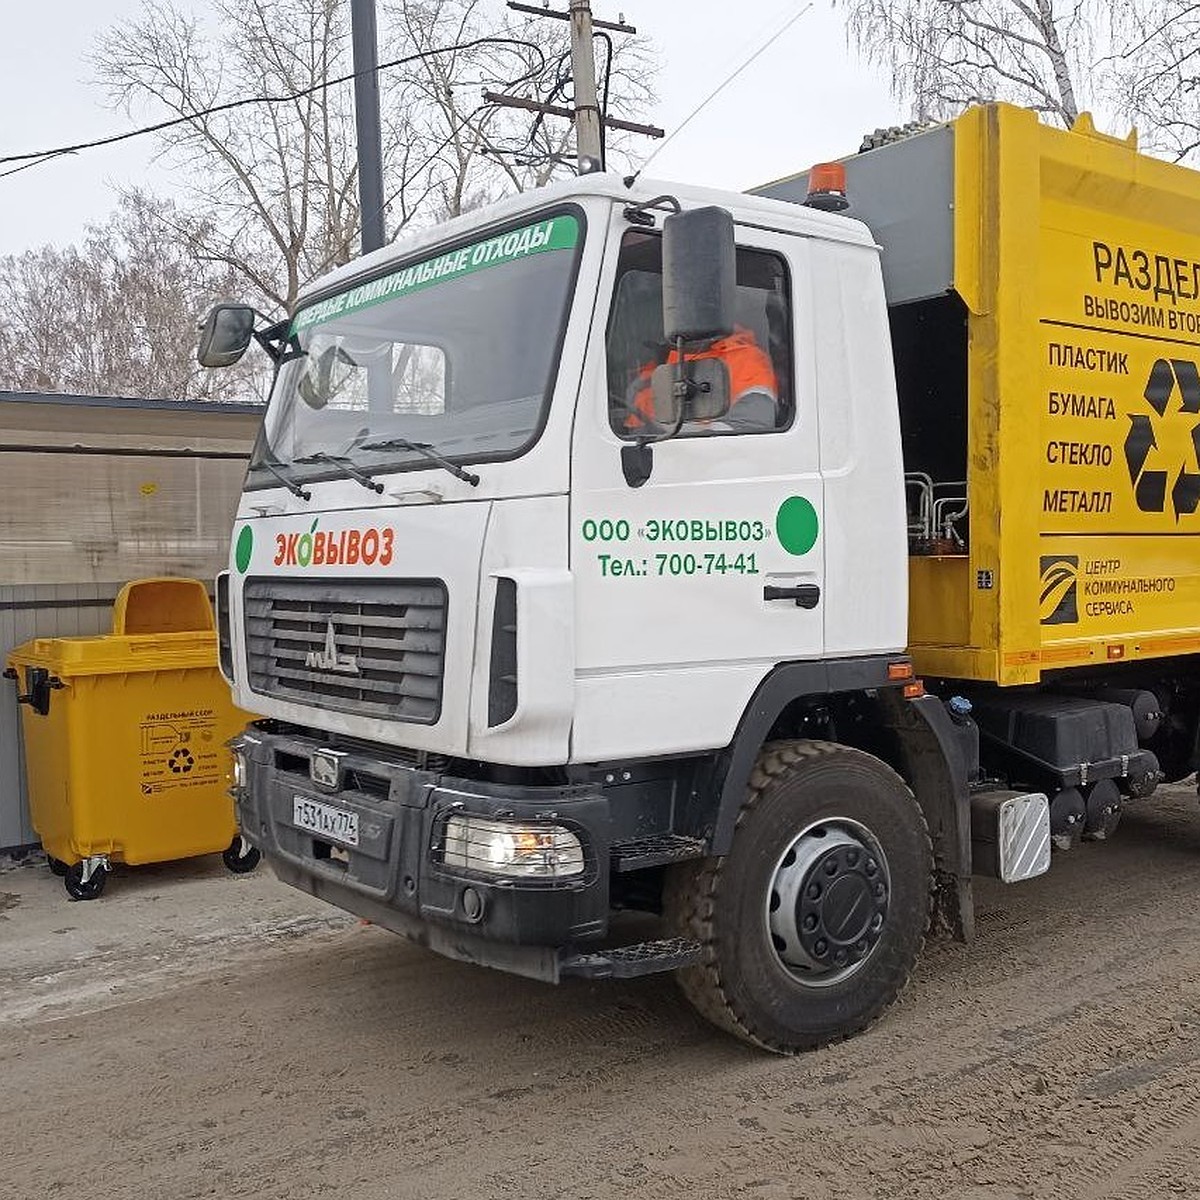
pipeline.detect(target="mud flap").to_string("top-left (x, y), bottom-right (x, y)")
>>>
top-left (879, 690), bottom-right (976, 943)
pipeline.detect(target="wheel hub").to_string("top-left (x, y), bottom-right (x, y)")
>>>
top-left (767, 822), bottom-right (889, 986)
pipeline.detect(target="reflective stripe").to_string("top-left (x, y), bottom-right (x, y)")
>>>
top-left (626, 326), bottom-right (778, 429)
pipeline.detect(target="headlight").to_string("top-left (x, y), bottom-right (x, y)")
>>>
top-left (440, 815), bottom-right (584, 879)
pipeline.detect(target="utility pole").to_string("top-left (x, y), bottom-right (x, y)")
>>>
top-left (350, 0), bottom-right (386, 254)
top-left (568, 0), bottom-right (603, 173)
top-left (490, 2), bottom-right (663, 173)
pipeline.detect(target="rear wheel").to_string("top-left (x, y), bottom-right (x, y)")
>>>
top-left (666, 740), bottom-right (932, 1053)
top-left (46, 856), bottom-right (68, 878)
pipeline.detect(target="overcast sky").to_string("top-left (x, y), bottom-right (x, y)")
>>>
top-left (0, 0), bottom-right (905, 257)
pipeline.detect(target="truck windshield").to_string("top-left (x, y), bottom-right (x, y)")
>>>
top-left (249, 210), bottom-right (583, 488)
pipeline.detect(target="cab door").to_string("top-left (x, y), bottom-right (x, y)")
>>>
top-left (569, 213), bottom-right (824, 761)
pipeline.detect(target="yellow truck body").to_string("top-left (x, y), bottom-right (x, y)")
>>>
top-left (763, 103), bottom-right (1200, 686)
top-left (921, 104), bottom-right (1200, 684)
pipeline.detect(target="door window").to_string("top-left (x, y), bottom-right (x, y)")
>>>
top-left (605, 230), bottom-right (793, 438)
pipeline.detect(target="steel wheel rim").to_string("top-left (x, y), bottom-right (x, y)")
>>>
top-left (765, 816), bottom-right (891, 989)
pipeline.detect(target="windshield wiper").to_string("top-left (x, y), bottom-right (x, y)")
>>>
top-left (293, 452), bottom-right (384, 494)
top-left (359, 437), bottom-right (480, 487)
top-left (255, 454), bottom-right (311, 501)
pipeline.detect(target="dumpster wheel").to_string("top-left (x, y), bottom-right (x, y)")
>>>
top-left (47, 856), bottom-right (68, 878)
top-left (222, 836), bottom-right (261, 875)
top-left (64, 860), bottom-right (108, 901)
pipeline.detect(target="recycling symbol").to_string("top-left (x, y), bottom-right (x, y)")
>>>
top-left (169, 748), bottom-right (195, 774)
top-left (1125, 358), bottom-right (1200, 519)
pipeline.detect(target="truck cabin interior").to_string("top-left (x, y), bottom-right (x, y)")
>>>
top-left (604, 228), bottom-right (794, 433)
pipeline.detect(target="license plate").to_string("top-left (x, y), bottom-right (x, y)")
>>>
top-left (293, 795), bottom-right (359, 847)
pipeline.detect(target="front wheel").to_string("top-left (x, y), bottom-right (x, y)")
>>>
top-left (666, 740), bottom-right (932, 1053)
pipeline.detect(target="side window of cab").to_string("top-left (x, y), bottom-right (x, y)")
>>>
top-left (605, 229), bottom-right (793, 438)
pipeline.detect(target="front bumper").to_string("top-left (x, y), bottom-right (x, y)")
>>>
top-left (234, 723), bottom-right (612, 981)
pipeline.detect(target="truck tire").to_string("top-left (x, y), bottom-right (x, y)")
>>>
top-left (666, 740), bottom-right (932, 1053)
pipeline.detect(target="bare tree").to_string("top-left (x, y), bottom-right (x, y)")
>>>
top-left (1111, 0), bottom-right (1200, 162)
top-left (95, 0), bottom-right (367, 313)
top-left (386, 0), bottom-right (655, 217)
top-left (0, 192), bottom-right (263, 402)
top-left (93, 0), bottom-right (656, 313)
top-left (838, 0), bottom-right (1121, 126)
top-left (385, 0), bottom-right (563, 221)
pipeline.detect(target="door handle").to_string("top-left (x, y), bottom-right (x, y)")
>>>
top-left (763, 584), bottom-right (821, 609)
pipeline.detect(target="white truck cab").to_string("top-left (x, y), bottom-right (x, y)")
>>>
top-left (206, 172), bottom-right (1037, 1052)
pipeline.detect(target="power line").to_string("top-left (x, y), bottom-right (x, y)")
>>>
top-left (0, 152), bottom-right (77, 182)
top-left (480, 91), bottom-right (662, 138)
top-left (624, 2), bottom-right (814, 186)
top-left (0, 35), bottom-right (547, 181)
top-left (349, 42), bottom-right (559, 258)
top-left (490, 0), bottom-right (660, 171)
top-left (305, 25), bottom-right (565, 280)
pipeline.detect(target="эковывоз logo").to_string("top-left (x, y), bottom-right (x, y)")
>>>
top-left (232, 521), bottom-right (396, 572)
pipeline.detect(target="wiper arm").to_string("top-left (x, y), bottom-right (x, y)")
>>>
top-left (256, 455), bottom-right (311, 501)
top-left (359, 437), bottom-right (480, 487)
top-left (293, 452), bottom-right (384, 495)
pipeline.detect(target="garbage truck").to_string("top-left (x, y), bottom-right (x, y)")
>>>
top-left (201, 102), bottom-right (1200, 1053)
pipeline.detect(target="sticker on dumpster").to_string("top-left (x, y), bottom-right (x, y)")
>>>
top-left (138, 709), bottom-right (221, 796)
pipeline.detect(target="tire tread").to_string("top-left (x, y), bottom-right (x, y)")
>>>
top-left (666, 739), bottom-right (933, 1053)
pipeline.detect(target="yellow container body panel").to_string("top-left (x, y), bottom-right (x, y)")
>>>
top-left (908, 103), bottom-right (1200, 684)
top-left (8, 627), bottom-right (250, 868)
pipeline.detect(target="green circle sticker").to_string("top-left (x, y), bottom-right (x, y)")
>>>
top-left (235, 525), bottom-right (254, 573)
top-left (775, 496), bottom-right (819, 556)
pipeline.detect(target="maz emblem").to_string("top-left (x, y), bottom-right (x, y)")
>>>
top-left (305, 619), bottom-right (359, 675)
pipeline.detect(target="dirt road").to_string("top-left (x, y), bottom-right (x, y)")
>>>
top-left (4, 782), bottom-right (1200, 1200)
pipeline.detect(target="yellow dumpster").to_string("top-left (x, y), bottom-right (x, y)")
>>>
top-left (4, 577), bottom-right (257, 900)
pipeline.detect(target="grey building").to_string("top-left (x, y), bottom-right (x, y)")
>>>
top-left (1, 392), bottom-right (263, 852)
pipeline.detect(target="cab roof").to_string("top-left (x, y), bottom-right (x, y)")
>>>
top-left (296, 172), bottom-right (878, 309)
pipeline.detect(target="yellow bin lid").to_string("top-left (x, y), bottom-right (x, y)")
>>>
top-left (6, 578), bottom-right (219, 679)
top-left (112, 577), bottom-right (215, 635)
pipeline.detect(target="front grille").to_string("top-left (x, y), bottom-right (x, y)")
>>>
top-left (243, 577), bottom-right (447, 724)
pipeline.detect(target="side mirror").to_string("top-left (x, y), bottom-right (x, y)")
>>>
top-left (197, 304), bottom-right (256, 368)
top-left (649, 358), bottom-right (731, 426)
top-left (661, 206), bottom-right (736, 344)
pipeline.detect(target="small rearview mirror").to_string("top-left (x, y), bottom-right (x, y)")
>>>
top-left (662, 206), bottom-right (736, 344)
top-left (649, 358), bottom-right (731, 427)
top-left (197, 304), bottom-right (256, 368)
